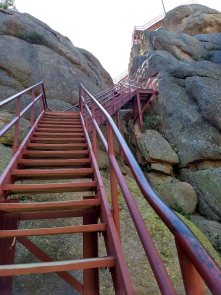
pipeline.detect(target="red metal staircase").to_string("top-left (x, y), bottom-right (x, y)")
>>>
top-left (0, 81), bottom-right (221, 294)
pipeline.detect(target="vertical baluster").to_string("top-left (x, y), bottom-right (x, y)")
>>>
top-left (91, 100), bottom-right (97, 159)
top-left (79, 86), bottom-right (83, 115)
top-left (13, 95), bottom-right (21, 156)
top-left (84, 91), bottom-right (88, 131)
top-left (175, 238), bottom-right (205, 295)
top-left (116, 111), bottom-right (124, 167)
top-left (31, 88), bottom-right (35, 126)
top-left (107, 122), bottom-right (121, 241)
top-left (40, 85), bottom-right (43, 113)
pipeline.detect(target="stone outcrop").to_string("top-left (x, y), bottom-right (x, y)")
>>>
top-left (146, 172), bottom-right (198, 213)
top-left (163, 4), bottom-right (221, 35)
top-left (190, 168), bottom-right (221, 221)
top-left (0, 143), bottom-right (12, 175)
top-left (192, 215), bottom-right (221, 251)
top-left (128, 3), bottom-right (221, 228)
top-left (0, 111), bottom-right (30, 145)
top-left (141, 28), bottom-right (207, 62)
top-left (137, 129), bottom-right (179, 164)
top-left (0, 9), bottom-right (113, 112)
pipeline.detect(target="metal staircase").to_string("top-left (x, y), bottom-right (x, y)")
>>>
top-left (0, 80), bottom-right (221, 295)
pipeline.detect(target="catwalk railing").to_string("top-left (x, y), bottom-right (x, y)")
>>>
top-left (63, 77), bottom-right (151, 114)
top-left (113, 69), bottom-right (128, 84)
top-left (131, 0), bottom-right (199, 46)
top-left (79, 83), bottom-right (221, 295)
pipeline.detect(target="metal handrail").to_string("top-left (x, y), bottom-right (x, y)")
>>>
top-left (131, 0), bottom-right (199, 46)
top-left (113, 69), bottom-right (129, 84)
top-left (0, 82), bottom-right (47, 155)
top-left (79, 83), bottom-right (221, 294)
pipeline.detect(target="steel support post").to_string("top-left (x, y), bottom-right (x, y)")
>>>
top-left (13, 95), bottom-right (21, 156)
top-left (0, 211), bottom-right (19, 294)
top-left (107, 123), bottom-right (121, 241)
top-left (133, 96), bottom-right (136, 122)
top-left (136, 92), bottom-right (143, 128)
top-left (116, 111), bottom-right (124, 167)
top-left (84, 92), bottom-right (88, 131)
top-left (91, 100), bottom-right (97, 159)
top-left (83, 206), bottom-right (99, 295)
top-left (40, 85), bottom-right (43, 113)
top-left (31, 88), bottom-right (35, 126)
top-left (175, 239), bottom-right (205, 295)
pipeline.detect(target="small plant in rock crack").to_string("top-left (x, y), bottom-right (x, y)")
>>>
top-left (16, 31), bottom-right (48, 46)
top-left (142, 115), bottom-right (161, 131)
top-left (125, 135), bottom-right (134, 150)
top-left (201, 53), bottom-right (214, 62)
top-left (171, 202), bottom-right (192, 221)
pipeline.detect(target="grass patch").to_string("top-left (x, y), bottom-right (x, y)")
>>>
top-left (16, 31), bottom-right (48, 46)
top-left (143, 115), bottom-right (161, 131)
top-left (171, 202), bottom-right (192, 221)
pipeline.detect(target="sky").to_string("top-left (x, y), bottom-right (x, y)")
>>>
top-left (15, 0), bottom-right (221, 80)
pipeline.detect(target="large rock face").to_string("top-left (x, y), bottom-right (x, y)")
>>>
top-left (163, 4), bottom-right (221, 35)
top-left (129, 53), bottom-right (221, 168)
top-left (191, 168), bottom-right (221, 221)
top-left (0, 9), bottom-right (113, 109)
top-left (128, 3), bottom-right (221, 225)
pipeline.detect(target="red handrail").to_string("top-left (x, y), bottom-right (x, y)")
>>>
top-left (131, 0), bottom-right (199, 46)
top-left (0, 82), bottom-right (47, 155)
top-left (79, 83), bottom-right (221, 294)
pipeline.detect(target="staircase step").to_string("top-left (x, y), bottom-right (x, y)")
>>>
top-left (18, 159), bottom-right (91, 168)
top-left (23, 150), bottom-right (89, 159)
top-left (33, 132), bottom-right (85, 138)
top-left (11, 168), bottom-right (94, 180)
top-left (3, 181), bottom-right (97, 194)
top-left (35, 128), bottom-right (83, 133)
top-left (0, 224), bottom-right (107, 238)
top-left (40, 120), bottom-right (82, 124)
top-left (0, 199), bottom-right (101, 212)
top-left (44, 111), bottom-right (79, 116)
top-left (27, 143), bottom-right (88, 150)
top-left (38, 124), bottom-right (82, 128)
top-left (0, 256), bottom-right (115, 277)
top-left (30, 138), bottom-right (86, 144)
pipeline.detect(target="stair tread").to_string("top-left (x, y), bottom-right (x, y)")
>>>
top-left (27, 143), bottom-right (88, 150)
top-left (38, 124), bottom-right (82, 128)
top-left (44, 111), bottom-right (79, 116)
top-left (3, 181), bottom-right (97, 194)
top-left (23, 150), bottom-right (89, 159)
top-left (30, 138), bottom-right (86, 143)
top-left (18, 159), bottom-right (91, 168)
top-left (40, 120), bottom-right (81, 124)
top-left (36, 128), bottom-right (83, 133)
top-left (0, 198), bottom-right (101, 212)
top-left (33, 132), bottom-right (85, 138)
top-left (11, 168), bottom-right (94, 180)
top-left (0, 223), bottom-right (107, 238)
top-left (0, 256), bottom-right (115, 277)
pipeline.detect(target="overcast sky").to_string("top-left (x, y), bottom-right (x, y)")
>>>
top-left (15, 0), bottom-right (221, 80)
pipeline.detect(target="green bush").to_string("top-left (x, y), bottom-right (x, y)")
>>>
top-left (0, 0), bottom-right (17, 10)
top-left (171, 202), bottom-right (192, 221)
top-left (202, 53), bottom-right (214, 62)
top-left (143, 115), bottom-right (161, 130)
top-left (16, 31), bottom-right (48, 46)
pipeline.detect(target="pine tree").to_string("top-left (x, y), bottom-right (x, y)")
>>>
top-left (0, 0), bottom-right (17, 10)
